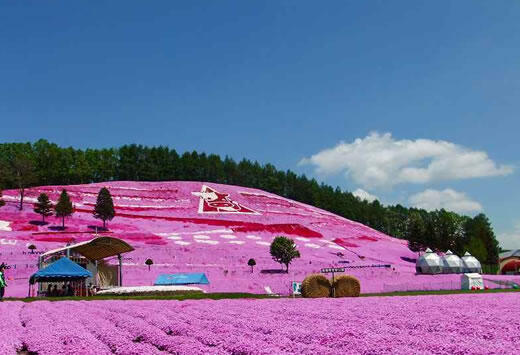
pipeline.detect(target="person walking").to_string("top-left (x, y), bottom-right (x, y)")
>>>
top-left (0, 263), bottom-right (7, 300)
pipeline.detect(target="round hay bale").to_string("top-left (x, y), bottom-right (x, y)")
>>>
top-left (301, 274), bottom-right (331, 298)
top-left (331, 275), bottom-right (361, 297)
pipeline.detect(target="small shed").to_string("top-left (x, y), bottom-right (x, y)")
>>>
top-left (416, 248), bottom-right (442, 274)
top-left (29, 257), bottom-right (92, 297)
top-left (39, 236), bottom-right (134, 288)
top-left (441, 250), bottom-right (464, 274)
top-left (154, 273), bottom-right (209, 286)
top-left (461, 273), bottom-right (483, 290)
top-left (462, 252), bottom-right (482, 273)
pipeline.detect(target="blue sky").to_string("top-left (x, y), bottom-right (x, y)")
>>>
top-left (1, 1), bottom-right (519, 248)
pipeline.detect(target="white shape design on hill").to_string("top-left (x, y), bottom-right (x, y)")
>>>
top-left (116, 204), bottom-right (180, 209)
top-left (320, 240), bottom-right (336, 244)
top-left (195, 239), bottom-right (219, 245)
top-left (328, 244), bottom-right (344, 250)
top-left (256, 241), bottom-right (270, 246)
top-left (192, 229), bottom-right (233, 235)
top-left (159, 229), bottom-right (234, 237)
top-left (167, 236), bottom-right (182, 240)
top-left (228, 240), bottom-right (245, 245)
top-left (114, 196), bottom-right (143, 201)
top-left (192, 185), bottom-right (260, 215)
top-left (296, 237), bottom-right (309, 242)
top-left (174, 241), bottom-right (191, 246)
top-left (219, 235), bottom-right (236, 239)
top-left (156, 233), bottom-right (178, 237)
top-left (305, 243), bottom-right (320, 249)
top-left (0, 221), bottom-right (12, 232)
top-left (193, 235), bottom-right (211, 240)
top-left (3, 195), bottom-right (38, 203)
top-left (246, 235), bottom-right (261, 240)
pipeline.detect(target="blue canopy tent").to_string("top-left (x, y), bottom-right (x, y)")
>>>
top-left (154, 273), bottom-right (209, 286)
top-left (29, 257), bottom-right (92, 297)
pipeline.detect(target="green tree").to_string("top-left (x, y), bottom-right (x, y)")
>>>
top-left (145, 258), bottom-right (153, 271)
top-left (1, 146), bottom-right (37, 210)
top-left (55, 189), bottom-right (74, 228)
top-left (465, 213), bottom-right (499, 264)
top-left (406, 212), bottom-right (426, 253)
top-left (270, 236), bottom-right (300, 272)
top-left (33, 193), bottom-right (53, 223)
top-left (247, 258), bottom-right (256, 273)
top-left (465, 237), bottom-right (487, 263)
top-left (93, 187), bottom-right (115, 229)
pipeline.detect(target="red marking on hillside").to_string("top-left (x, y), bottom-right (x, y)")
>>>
top-left (31, 231), bottom-right (114, 235)
top-left (33, 235), bottom-right (77, 243)
top-left (12, 223), bottom-right (38, 232)
top-left (356, 235), bottom-right (379, 242)
top-left (73, 207), bottom-right (322, 238)
top-left (232, 223), bottom-right (323, 238)
top-left (333, 238), bottom-right (360, 248)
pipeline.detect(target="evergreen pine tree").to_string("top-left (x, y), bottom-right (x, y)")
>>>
top-left (33, 193), bottom-right (53, 223)
top-left (93, 187), bottom-right (115, 229)
top-left (55, 189), bottom-right (73, 228)
top-left (465, 213), bottom-right (499, 265)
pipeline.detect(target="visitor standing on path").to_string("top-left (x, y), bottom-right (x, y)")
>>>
top-left (0, 263), bottom-right (7, 300)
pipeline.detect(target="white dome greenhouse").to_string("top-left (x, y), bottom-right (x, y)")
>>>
top-left (416, 248), bottom-right (442, 274)
top-left (441, 250), bottom-right (464, 274)
top-left (462, 252), bottom-right (482, 273)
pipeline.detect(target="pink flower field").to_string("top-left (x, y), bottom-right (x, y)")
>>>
top-left (1, 293), bottom-right (519, 354)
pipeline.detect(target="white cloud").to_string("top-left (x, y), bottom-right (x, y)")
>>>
top-left (408, 188), bottom-right (482, 214)
top-left (352, 188), bottom-right (378, 203)
top-left (299, 132), bottom-right (513, 189)
top-left (497, 221), bottom-right (520, 250)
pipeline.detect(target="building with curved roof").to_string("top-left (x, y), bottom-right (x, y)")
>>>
top-left (498, 250), bottom-right (520, 275)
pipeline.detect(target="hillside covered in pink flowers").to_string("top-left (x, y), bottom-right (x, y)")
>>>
top-left (0, 181), bottom-right (515, 297)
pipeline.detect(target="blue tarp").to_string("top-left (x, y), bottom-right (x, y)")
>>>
top-left (30, 257), bottom-right (92, 284)
top-left (154, 273), bottom-right (209, 285)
